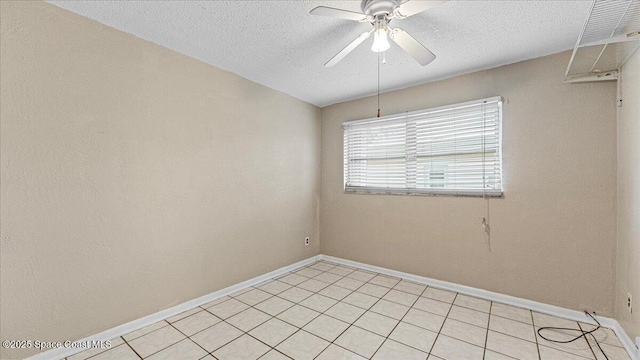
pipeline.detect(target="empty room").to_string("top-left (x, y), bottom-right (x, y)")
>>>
top-left (1, 0), bottom-right (639, 359)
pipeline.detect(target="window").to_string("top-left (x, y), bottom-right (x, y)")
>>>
top-left (343, 97), bottom-right (503, 197)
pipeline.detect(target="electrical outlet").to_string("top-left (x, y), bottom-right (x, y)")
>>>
top-left (305, 237), bottom-right (310, 246)
top-left (628, 293), bottom-right (633, 314)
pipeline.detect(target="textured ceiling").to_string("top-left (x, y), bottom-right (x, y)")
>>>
top-left (47, 1), bottom-right (593, 107)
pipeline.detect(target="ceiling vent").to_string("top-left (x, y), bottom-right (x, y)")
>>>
top-left (565, 0), bottom-right (640, 83)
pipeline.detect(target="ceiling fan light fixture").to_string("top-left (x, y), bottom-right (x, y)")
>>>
top-left (371, 28), bottom-right (390, 52)
top-left (311, 0), bottom-right (443, 66)
top-left (371, 16), bottom-right (390, 53)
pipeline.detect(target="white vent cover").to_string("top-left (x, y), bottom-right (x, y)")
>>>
top-left (565, 0), bottom-right (640, 83)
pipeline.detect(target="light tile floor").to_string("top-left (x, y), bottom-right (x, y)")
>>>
top-left (67, 260), bottom-right (632, 360)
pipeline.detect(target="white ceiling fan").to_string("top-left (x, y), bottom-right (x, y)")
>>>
top-left (311, 0), bottom-right (445, 67)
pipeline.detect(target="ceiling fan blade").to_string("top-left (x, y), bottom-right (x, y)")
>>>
top-left (325, 31), bottom-right (372, 67)
top-left (390, 28), bottom-right (436, 66)
top-left (310, 6), bottom-right (368, 21)
top-left (394, 1), bottom-right (447, 18)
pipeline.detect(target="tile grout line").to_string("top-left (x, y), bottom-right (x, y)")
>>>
top-left (482, 301), bottom-right (493, 360)
top-left (488, 309), bottom-right (569, 360)
top-left (318, 269), bottom-right (410, 359)
top-left (130, 258), bottom-right (480, 357)
top-left (227, 266), bottom-right (355, 358)
top-left (272, 261), bottom-right (416, 359)
top-left (120, 334), bottom-right (144, 360)
top-left (205, 300), bottom-right (295, 357)
top-left (302, 262), bottom-right (454, 358)
top-left (166, 319), bottom-right (214, 358)
top-left (276, 261), bottom-right (361, 359)
top-left (233, 263), bottom-right (602, 359)
top-left (202, 299), bottom-right (292, 358)
top-left (369, 280), bottom-right (431, 359)
top-left (532, 314), bottom-right (598, 359)
top-left (578, 321), bottom-right (601, 360)
top-left (131, 262), bottom-right (413, 358)
top-left (168, 261), bottom-right (480, 359)
top-left (80, 337), bottom-right (141, 360)
top-left (338, 288), bottom-right (458, 357)
top-left (535, 315), bottom-right (605, 360)
top-left (68, 337), bottom-right (127, 360)
top-left (194, 293), bottom-right (287, 357)
top-left (125, 319), bottom-right (197, 359)
top-left (480, 309), bottom-right (539, 360)
top-left (425, 292), bottom-right (459, 359)
top-left (227, 261), bottom-right (350, 359)
top-left (388, 296), bottom-right (501, 352)
top-left (484, 308), bottom-right (541, 360)
top-left (242, 262), bottom-right (338, 358)
top-left (72, 261), bottom-right (388, 359)
top-left (307, 263), bottom-right (396, 359)
top-left (77, 260), bottom-right (620, 360)
top-left (531, 309), bottom-right (543, 360)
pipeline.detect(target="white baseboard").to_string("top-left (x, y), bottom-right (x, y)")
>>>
top-left (26, 255), bottom-right (322, 360)
top-left (27, 253), bottom-right (639, 360)
top-left (320, 255), bottom-right (639, 360)
top-left (609, 322), bottom-right (640, 360)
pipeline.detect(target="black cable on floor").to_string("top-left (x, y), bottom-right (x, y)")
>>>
top-left (536, 311), bottom-right (608, 360)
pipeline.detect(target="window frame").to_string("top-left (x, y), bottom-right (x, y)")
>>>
top-left (342, 96), bottom-right (504, 198)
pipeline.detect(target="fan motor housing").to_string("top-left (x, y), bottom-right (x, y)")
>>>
top-left (362, 0), bottom-right (399, 16)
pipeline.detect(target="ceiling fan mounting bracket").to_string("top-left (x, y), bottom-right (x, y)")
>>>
top-left (362, 0), bottom-right (399, 17)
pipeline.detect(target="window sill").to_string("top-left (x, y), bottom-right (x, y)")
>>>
top-left (344, 188), bottom-right (504, 198)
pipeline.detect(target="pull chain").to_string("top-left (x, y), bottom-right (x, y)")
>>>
top-left (377, 52), bottom-right (381, 118)
top-left (378, 53), bottom-right (384, 117)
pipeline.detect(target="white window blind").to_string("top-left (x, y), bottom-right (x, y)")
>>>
top-left (343, 97), bottom-right (503, 197)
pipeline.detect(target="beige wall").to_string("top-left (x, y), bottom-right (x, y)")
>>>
top-left (1, 1), bottom-right (631, 358)
top-left (615, 49), bottom-right (640, 342)
top-left (321, 51), bottom-right (618, 315)
top-left (0, 2), bottom-right (321, 358)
